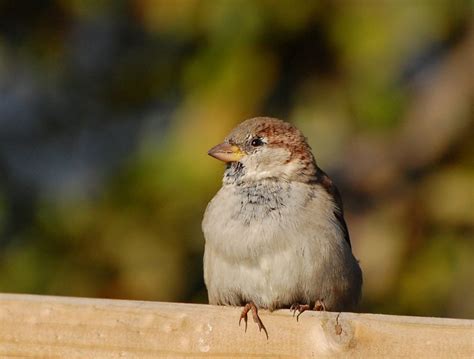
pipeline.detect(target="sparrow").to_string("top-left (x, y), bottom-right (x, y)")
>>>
top-left (202, 117), bottom-right (362, 338)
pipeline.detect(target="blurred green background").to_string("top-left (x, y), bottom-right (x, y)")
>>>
top-left (0, 1), bottom-right (472, 319)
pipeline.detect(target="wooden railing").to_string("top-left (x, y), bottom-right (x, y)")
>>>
top-left (0, 293), bottom-right (472, 358)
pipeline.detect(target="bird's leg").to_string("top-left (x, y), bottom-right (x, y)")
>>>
top-left (290, 298), bottom-right (326, 321)
top-left (239, 302), bottom-right (268, 339)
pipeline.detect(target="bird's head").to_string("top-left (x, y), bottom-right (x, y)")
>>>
top-left (208, 117), bottom-right (317, 183)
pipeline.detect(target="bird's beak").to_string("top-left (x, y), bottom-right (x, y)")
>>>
top-left (208, 142), bottom-right (245, 163)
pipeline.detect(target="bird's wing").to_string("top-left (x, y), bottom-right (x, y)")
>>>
top-left (312, 167), bottom-right (352, 249)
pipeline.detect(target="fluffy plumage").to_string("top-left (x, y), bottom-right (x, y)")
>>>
top-left (202, 117), bottom-right (362, 317)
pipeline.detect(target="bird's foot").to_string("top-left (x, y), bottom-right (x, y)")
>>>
top-left (290, 299), bottom-right (326, 321)
top-left (290, 303), bottom-right (311, 321)
top-left (239, 301), bottom-right (268, 339)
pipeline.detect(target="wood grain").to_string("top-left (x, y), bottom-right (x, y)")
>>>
top-left (0, 293), bottom-right (472, 358)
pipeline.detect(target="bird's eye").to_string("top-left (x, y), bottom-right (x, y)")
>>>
top-left (251, 138), bottom-right (264, 147)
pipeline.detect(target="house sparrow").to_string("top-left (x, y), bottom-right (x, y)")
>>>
top-left (202, 117), bottom-right (362, 338)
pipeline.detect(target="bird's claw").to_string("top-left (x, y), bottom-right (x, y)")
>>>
top-left (290, 299), bottom-right (326, 321)
top-left (292, 304), bottom-right (310, 321)
top-left (239, 302), bottom-right (268, 339)
top-left (289, 304), bottom-right (299, 318)
top-left (239, 307), bottom-right (249, 332)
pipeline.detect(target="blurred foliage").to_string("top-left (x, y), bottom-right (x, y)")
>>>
top-left (0, 0), bottom-right (472, 318)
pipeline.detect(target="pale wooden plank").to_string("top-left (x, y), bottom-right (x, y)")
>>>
top-left (0, 293), bottom-right (472, 358)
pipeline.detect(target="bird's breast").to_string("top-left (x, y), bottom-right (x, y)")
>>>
top-left (203, 180), bottom-right (329, 262)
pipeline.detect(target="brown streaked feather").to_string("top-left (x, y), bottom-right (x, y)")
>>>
top-left (313, 167), bottom-right (352, 249)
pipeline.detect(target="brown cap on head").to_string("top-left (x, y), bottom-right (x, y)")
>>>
top-left (232, 117), bottom-right (314, 163)
top-left (225, 117), bottom-right (306, 148)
